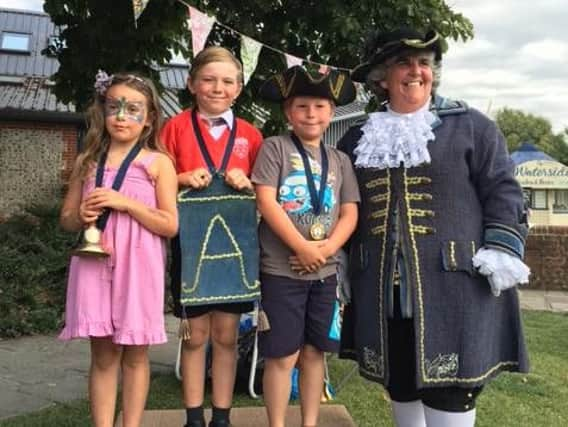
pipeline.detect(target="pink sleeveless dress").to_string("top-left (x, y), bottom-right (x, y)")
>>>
top-left (59, 154), bottom-right (167, 345)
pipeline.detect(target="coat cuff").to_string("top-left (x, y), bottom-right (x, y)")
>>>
top-left (484, 223), bottom-right (526, 258)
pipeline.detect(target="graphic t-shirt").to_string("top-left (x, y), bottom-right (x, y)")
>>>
top-left (251, 134), bottom-right (360, 280)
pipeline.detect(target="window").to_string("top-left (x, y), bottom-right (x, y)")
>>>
top-left (553, 190), bottom-right (568, 213)
top-left (531, 189), bottom-right (548, 210)
top-left (1, 32), bottom-right (30, 52)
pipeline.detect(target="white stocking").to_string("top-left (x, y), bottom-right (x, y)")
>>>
top-left (391, 400), bottom-right (426, 427)
top-left (423, 405), bottom-right (476, 427)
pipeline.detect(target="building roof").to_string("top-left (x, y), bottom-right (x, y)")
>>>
top-left (511, 142), bottom-right (556, 165)
top-left (0, 7), bottom-right (367, 124)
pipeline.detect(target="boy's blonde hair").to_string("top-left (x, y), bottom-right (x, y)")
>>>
top-left (76, 73), bottom-right (166, 180)
top-left (188, 46), bottom-right (244, 84)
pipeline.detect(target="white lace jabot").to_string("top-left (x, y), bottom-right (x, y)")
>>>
top-left (354, 101), bottom-right (436, 169)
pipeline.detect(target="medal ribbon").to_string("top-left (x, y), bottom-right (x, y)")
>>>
top-left (191, 109), bottom-right (237, 176)
top-left (290, 132), bottom-right (328, 216)
top-left (95, 142), bottom-right (143, 231)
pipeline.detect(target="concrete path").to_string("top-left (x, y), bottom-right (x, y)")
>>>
top-left (1, 290), bottom-right (567, 421)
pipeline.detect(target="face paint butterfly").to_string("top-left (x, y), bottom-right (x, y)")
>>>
top-left (104, 97), bottom-right (146, 123)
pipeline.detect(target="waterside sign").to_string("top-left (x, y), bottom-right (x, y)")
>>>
top-left (515, 160), bottom-right (568, 189)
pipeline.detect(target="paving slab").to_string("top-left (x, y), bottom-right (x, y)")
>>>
top-left (115, 405), bottom-right (356, 427)
top-left (0, 315), bottom-right (181, 421)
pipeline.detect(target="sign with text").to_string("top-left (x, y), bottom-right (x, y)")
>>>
top-left (515, 160), bottom-right (568, 189)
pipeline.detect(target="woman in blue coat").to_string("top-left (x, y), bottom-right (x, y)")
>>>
top-left (338, 28), bottom-right (530, 427)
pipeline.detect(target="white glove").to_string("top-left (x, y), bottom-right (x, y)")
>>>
top-left (472, 247), bottom-right (530, 297)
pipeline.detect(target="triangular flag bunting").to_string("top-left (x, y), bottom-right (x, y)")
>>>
top-left (285, 53), bottom-right (303, 68)
top-left (319, 64), bottom-right (330, 75)
top-left (132, 0), bottom-right (150, 27)
top-left (189, 6), bottom-right (215, 57)
top-left (241, 36), bottom-right (263, 85)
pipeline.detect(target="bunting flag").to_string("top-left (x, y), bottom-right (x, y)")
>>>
top-left (179, 1), bottom-right (356, 91)
top-left (189, 6), bottom-right (215, 57)
top-left (285, 53), bottom-right (303, 69)
top-left (241, 36), bottom-right (263, 85)
top-left (132, 0), bottom-right (150, 27)
top-left (319, 64), bottom-right (330, 75)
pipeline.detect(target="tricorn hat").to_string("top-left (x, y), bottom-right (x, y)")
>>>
top-left (258, 66), bottom-right (356, 106)
top-left (351, 28), bottom-right (442, 83)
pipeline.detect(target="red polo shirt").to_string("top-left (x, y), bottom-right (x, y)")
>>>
top-left (161, 109), bottom-right (263, 175)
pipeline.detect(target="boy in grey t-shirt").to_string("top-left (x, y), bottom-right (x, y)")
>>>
top-left (251, 66), bottom-right (360, 427)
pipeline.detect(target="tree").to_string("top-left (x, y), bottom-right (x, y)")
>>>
top-left (43, 0), bottom-right (474, 129)
top-left (495, 108), bottom-right (568, 165)
top-left (44, 0), bottom-right (189, 110)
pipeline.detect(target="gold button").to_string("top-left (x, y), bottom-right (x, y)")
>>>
top-left (467, 392), bottom-right (473, 398)
top-left (465, 404), bottom-right (470, 410)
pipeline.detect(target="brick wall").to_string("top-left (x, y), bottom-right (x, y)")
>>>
top-left (0, 121), bottom-right (78, 217)
top-left (525, 226), bottom-right (568, 291)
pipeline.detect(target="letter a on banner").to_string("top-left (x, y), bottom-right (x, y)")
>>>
top-left (188, 6), bottom-right (215, 57)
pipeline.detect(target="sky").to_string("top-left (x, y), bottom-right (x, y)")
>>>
top-left (1, 0), bottom-right (567, 133)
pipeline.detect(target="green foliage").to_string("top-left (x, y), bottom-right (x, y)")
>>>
top-left (43, 0), bottom-right (474, 133)
top-left (496, 107), bottom-right (568, 165)
top-left (43, 0), bottom-right (189, 110)
top-left (0, 205), bottom-right (75, 338)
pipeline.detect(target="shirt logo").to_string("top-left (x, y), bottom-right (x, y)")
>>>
top-left (233, 137), bottom-right (249, 159)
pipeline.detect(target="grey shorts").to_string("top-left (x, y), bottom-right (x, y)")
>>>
top-left (259, 273), bottom-right (340, 358)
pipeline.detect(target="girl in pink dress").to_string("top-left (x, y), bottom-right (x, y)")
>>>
top-left (59, 72), bottom-right (178, 427)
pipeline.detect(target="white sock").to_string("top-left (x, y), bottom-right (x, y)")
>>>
top-left (391, 400), bottom-right (426, 427)
top-left (423, 405), bottom-right (476, 427)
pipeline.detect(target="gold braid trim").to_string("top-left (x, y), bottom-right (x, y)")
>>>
top-left (329, 74), bottom-right (345, 100)
top-left (405, 176), bottom-right (432, 185)
top-left (423, 361), bottom-right (520, 384)
top-left (276, 72), bottom-right (297, 98)
top-left (449, 240), bottom-right (457, 270)
top-left (180, 289), bottom-right (260, 305)
top-left (371, 225), bottom-right (386, 235)
top-left (370, 193), bottom-right (389, 203)
top-left (407, 193), bottom-right (433, 201)
top-left (409, 209), bottom-right (434, 218)
top-left (365, 177), bottom-right (389, 189)
top-left (410, 225), bottom-right (435, 235)
top-left (178, 193), bottom-right (255, 203)
top-left (376, 169), bottom-right (391, 376)
top-left (181, 214), bottom-right (259, 294)
top-left (369, 209), bottom-right (388, 219)
top-left (403, 169), bottom-right (429, 382)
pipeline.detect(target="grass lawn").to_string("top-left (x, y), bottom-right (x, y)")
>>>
top-left (1, 310), bottom-right (567, 427)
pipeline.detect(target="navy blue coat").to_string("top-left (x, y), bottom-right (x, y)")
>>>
top-left (338, 96), bottom-right (529, 389)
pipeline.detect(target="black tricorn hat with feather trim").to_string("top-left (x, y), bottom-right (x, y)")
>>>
top-left (352, 28), bottom-right (442, 83)
top-left (258, 66), bottom-right (356, 106)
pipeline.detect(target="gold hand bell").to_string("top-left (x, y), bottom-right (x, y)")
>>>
top-left (71, 223), bottom-right (110, 258)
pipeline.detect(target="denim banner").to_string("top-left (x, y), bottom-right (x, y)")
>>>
top-left (178, 177), bottom-right (260, 306)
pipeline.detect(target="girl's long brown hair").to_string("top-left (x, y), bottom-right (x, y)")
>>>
top-left (76, 73), bottom-right (167, 180)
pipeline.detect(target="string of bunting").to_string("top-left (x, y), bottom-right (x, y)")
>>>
top-left (131, 0), bottom-right (355, 86)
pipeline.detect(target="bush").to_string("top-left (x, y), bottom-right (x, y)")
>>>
top-left (0, 204), bottom-right (76, 338)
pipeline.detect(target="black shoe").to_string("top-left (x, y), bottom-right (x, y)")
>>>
top-left (208, 420), bottom-right (231, 427)
top-left (184, 420), bottom-right (206, 427)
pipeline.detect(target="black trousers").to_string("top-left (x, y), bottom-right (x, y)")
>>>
top-left (386, 289), bottom-right (482, 412)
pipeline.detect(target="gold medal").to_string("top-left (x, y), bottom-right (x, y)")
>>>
top-left (309, 222), bottom-right (326, 241)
